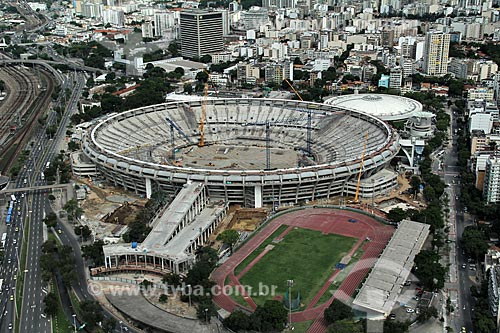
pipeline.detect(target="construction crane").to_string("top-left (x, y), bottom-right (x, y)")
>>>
top-left (294, 108), bottom-right (327, 156)
top-left (166, 117), bottom-right (192, 160)
top-left (199, 81), bottom-right (208, 147)
top-left (354, 131), bottom-right (369, 203)
top-left (199, 69), bottom-right (218, 147)
top-left (283, 78), bottom-right (327, 156)
top-left (243, 119), bottom-right (302, 170)
top-left (284, 78), bottom-right (303, 101)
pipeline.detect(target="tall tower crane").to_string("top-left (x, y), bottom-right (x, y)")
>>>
top-left (166, 117), bottom-right (192, 160)
top-left (284, 78), bottom-right (327, 156)
top-left (354, 132), bottom-right (369, 203)
top-left (199, 81), bottom-right (208, 147)
top-left (199, 69), bottom-right (218, 147)
top-left (243, 119), bottom-right (303, 170)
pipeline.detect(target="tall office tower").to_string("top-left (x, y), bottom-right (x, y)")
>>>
top-left (422, 31), bottom-right (450, 76)
top-left (484, 155), bottom-right (500, 204)
top-left (179, 10), bottom-right (224, 59)
top-left (381, 29), bottom-right (395, 48)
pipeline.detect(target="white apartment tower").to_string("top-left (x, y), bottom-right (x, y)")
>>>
top-left (484, 155), bottom-right (500, 204)
top-left (423, 31), bottom-right (450, 76)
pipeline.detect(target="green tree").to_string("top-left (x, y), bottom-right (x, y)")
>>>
top-left (80, 301), bottom-right (103, 329)
top-left (324, 299), bottom-right (353, 323)
top-left (252, 300), bottom-right (287, 332)
top-left (327, 319), bottom-right (364, 333)
top-left (196, 71), bottom-right (209, 83)
top-left (417, 306), bottom-right (438, 322)
top-left (200, 54), bottom-right (212, 63)
top-left (183, 83), bottom-right (193, 94)
top-left (43, 292), bottom-right (59, 316)
top-left (102, 317), bottom-right (117, 333)
top-left (162, 272), bottom-right (182, 286)
top-left (224, 310), bottom-right (252, 331)
top-left (413, 250), bottom-right (446, 290)
top-left (41, 239), bottom-right (58, 254)
top-left (43, 212), bottom-right (58, 228)
top-left (383, 319), bottom-right (410, 333)
top-left (387, 207), bottom-right (407, 223)
top-left (81, 240), bottom-right (105, 266)
top-left (197, 300), bottom-right (216, 322)
top-left (461, 227), bottom-right (489, 259)
top-left (409, 176), bottom-right (421, 195)
top-left (159, 294), bottom-right (169, 303)
top-left (63, 199), bottom-right (83, 222)
top-left (216, 229), bottom-right (240, 254)
top-left (168, 41), bottom-right (180, 57)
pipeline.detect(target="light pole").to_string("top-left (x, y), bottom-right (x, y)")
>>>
top-left (187, 284), bottom-right (192, 307)
top-left (119, 320), bottom-right (123, 333)
top-left (287, 279), bottom-right (294, 330)
top-left (204, 308), bottom-right (208, 323)
top-left (371, 179), bottom-right (375, 214)
top-left (72, 314), bottom-right (76, 333)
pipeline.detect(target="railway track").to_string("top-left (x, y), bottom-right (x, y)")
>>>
top-left (0, 66), bottom-right (55, 174)
top-left (0, 65), bottom-right (39, 146)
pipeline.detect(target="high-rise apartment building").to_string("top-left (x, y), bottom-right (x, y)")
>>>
top-left (483, 155), bottom-right (500, 204)
top-left (179, 10), bottom-right (224, 59)
top-left (423, 31), bottom-right (450, 76)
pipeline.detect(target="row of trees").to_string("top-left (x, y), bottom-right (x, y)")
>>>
top-left (223, 301), bottom-right (287, 332)
top-left (159, 247), bottom-right (220, 321)
top-left (44, 153), bottom-right (72, 184)
top-left (122, 191), bottom-right (170, 243)
top-left (72, 66), bottom-right (176, 125)
top-left (40, 239), bottom-right (77, 285)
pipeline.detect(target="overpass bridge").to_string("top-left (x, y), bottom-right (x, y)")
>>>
top-left (0, 183), bottom-right (72, 196)
top-left (0, 59), bottom-right (109, 74)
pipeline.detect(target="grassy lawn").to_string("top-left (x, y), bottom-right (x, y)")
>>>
top-left (232, 293), bottom-right (250, 308)
top-left (238, 227), bottom-right (357, 307)
top-left (315, 242), bottom-right (366, 305)
top-left (292, 320), bottom-right (314, 333)
top-left (234, 224), bottom-right (288, 276)
top-left (68, 288), bottom-right (81, 317)
top-left (51, 280), bottom-right (74, 333)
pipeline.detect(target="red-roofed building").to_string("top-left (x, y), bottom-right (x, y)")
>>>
top-left (112, 84), bottom-right (140, 97)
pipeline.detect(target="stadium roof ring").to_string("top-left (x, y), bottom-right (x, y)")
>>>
top-left (83, 98), bottom-right (400, 206)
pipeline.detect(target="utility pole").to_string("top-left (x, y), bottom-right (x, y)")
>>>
top-left (287, 279), bottom-right (294, 330)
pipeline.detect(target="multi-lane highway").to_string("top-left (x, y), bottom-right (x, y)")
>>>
top-left (0, 68), bottom-right (82, 332)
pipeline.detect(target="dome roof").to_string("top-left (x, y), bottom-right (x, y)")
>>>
top-left (324, 94), bottom-right (423, 121)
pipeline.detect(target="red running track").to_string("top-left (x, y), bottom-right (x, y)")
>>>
top-left (211, 208), bottom-right (394, 332)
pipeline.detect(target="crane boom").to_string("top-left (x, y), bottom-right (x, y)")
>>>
top-left (199, 81), bottom-right (208, 147)
top-left (284, 78), bottom-right (303, 101)
top-left (354, 132), bottom-right (369, 202)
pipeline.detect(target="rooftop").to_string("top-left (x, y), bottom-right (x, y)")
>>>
top-left (352, 219), bottom-right (430, 317)
top-left (324, 93), bottom-right (423, 121)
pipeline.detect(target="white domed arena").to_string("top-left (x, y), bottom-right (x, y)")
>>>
top-left (83, 98), bottom-right (400, 207)
top-left (324, 93), bottom-right (423, 121)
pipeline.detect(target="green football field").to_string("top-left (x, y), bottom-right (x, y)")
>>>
top-left (237, 227), bottom-right (357, 307)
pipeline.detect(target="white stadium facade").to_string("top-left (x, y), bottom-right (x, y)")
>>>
top-left (82, 98), bottom-right (401, 207)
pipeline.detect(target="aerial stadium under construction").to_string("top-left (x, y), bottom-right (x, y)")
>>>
top-left (82, 98), bottom-right (400, 208)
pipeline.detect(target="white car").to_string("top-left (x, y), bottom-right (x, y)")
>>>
top-left (406, 308), bottom-right (415, 313)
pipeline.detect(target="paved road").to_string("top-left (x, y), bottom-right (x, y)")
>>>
top-left (432, 103), bottom-right (475, 333)
top-left (0, 68), bottom-right (77, 332)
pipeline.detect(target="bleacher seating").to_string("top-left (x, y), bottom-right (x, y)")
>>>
top-left (93, 100), bottom-right (389, 165)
